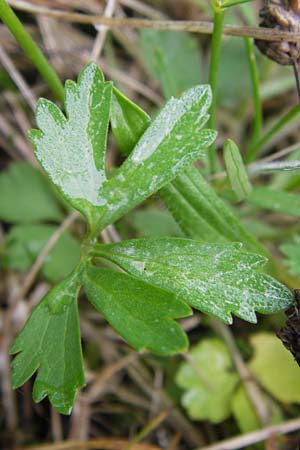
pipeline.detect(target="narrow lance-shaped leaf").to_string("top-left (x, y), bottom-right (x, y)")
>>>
top-left (111, 86), bottom-right (151, 155)
top-left (160, 167), bottom-right (266, 255)
top-left (83, 266), bottom-right (191, 355)
top-left (94, 85), bottom-right (216, 231)
top-left (93, 238), bottom-right (292, 324)
top-left (10, 272), bottom-right (84, 414)
top-left (29, 63), bottom-right (112, 221)
top-left (223, 139), bottom-right (252, 202)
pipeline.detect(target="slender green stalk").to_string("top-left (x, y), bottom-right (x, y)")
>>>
top-left (207, 8), bottom-right (225, 174)
top-left (244, 37), bottom-right (262, 162)
top-left (247, 104), bottom-right (300, 158)
top-left (0, 0), bottom-right (64, 103)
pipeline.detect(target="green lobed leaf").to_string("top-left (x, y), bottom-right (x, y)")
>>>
top-left (108, 62), bottom-right (262, 255)
top-left (223, 139), bottom-right (252, 202)
top-left (94, 85), bottom-right (216, 231)
top-left (29, 63), bottom-right (112, 220)
top-left (93, 238), bottom-right (292, 324)
top-left (3, 224), bottom-right (80, 282)
top-left (10, 272), bottom-right (84, 414)
top-left (249, 333), bottom-right (300, 404)
top-left (83, 266), bottom-right (191, 355)
top-left (176, 338), bottom-right (238, 422)
top-left (138, 30), bottom-right (203, 99)
top-left (280, 235), bottom-right (300, 276)
top-left (247, 187), bottom-right (300, 217)
top-left (111, 86), bottom-right (151, 155)
top-left (0, 162), bottom-right (62, 223)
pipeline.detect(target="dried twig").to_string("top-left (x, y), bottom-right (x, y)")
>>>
top-left (7, 0), bottom-right (300, 42)
top-left (15, 438), bottom-right (163, 450)
top-left (0, 113), bottom-right (34, 162)
top-left (195, 417), bottom-right (300, 450)
top-left (91, 0), bottom-right (117, 61)
top-left (0, 43), bottom-right (37, 110)
top-left (119, 0), bottom-right (166, 19)
top-left (125, 410), bottom-right (170, 450)
top-left (210, 319), bottom-right (270, 426)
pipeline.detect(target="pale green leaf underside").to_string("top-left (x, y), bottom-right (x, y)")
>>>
top-left (9, 274), bottom-right (84, 414)
top-left (176, 338), bottom-right (238, 423)
top-left (94, 84), bottom-right (216, 230)
top-left (83, 266), bottom-right (191, 355)
top-left (94, 239), bottom-right (292, 323)
top-left (29, 63), bottom-right (112, 217)
top-left (249, 333), bottom-right (300, 404)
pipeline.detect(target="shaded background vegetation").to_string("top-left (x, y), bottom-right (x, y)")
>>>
top-left (1, 0), bottom-right (300, 449)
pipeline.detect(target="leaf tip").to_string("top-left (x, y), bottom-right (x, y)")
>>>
top-left (78, 61), bottom-right (105, 85)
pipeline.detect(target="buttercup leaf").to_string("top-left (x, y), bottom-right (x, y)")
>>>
top-left (83, 266), bottom-right (191, 355)
top-left (176, 338), bottom-right (238, 422)
top-left (93, 238), bottom-right (292, 323)
top-left (29, 63), bottom-right (112, 220)
top-left (10, 273), bottom-right (84, 414)
top-left (95, 84), bottom-right (216, 231)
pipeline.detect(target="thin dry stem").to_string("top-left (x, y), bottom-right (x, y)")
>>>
top-left (91, 0), bottom-right (117, 61)
top-left (0, 114), bottom-right (35, 162)
top-left (125, 410), bottom-right (170, 450)
top-left (0, 43), bottom-right (37, 111)
top-left (2, 211), bottom-right (79, 348)
top-left (15, 439), bottom-right (162, 450)
top-left (195, 417), bottom-right (300, 450)
top-left (210, 319), bottom-right (270, 427)
top-left (119, 0), bottom-right (166, 19)
top-left (7, 0), bottom-right (300, 42)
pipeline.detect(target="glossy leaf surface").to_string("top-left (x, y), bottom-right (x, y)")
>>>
top-left (94, 239), bottom-right (292, 323)
top-left (94, 85), bottom-right (216, 231)
top-left (107, 85), bottom-right (262, 254)
top-left (83, 266), bottom-right (191, 355)
top-left (29, 63), bottom-right (112, 219)
top-left (10, 274), bottom-right (84, 414)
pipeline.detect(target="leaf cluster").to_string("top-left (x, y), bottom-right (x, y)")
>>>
top-left (9, 63), bottom-right (292, 414)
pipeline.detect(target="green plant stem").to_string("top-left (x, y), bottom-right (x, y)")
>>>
top-left (244, 37), bottom-right (262, 162)
top-left (208, 8), bottom-right (225, 174)
top-left (247, 104), bottom-right (300, 159)
top-left (0, 0), bottom-right (64, 103)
